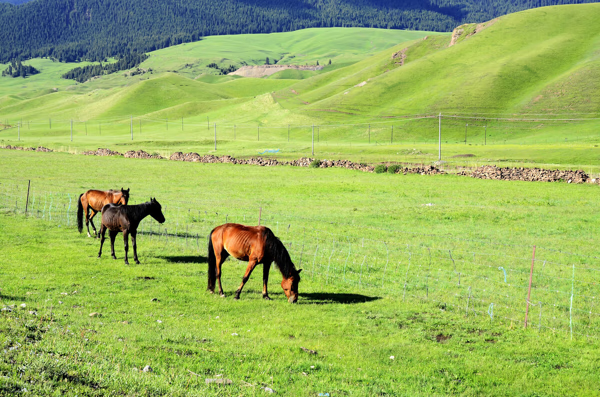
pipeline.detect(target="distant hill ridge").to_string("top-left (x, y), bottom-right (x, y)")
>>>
top-left (0, 0), bottom-right (597, 62)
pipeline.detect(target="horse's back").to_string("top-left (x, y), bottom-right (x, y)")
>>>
top-left (213, 223), bottom-right (270, 261)
top-left (218, 223), bottom-right (269, 239)
top-left (101, 203), bottom-right (126, 229)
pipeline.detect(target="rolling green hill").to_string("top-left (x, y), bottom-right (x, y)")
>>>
top-left (0, 27), bottom-right (434, 121)
top-left (1, 5), bottom-right (600, 167)
top-left (279, 4), bottom-right (600, 118)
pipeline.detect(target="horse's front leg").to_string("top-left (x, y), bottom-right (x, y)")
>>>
top-left (234, 259), bottom-right (258, 300)
top-left (262, 262), bottom-right (272, 300)
top-left (97, 225), bottom-right (107, 258)
top-left (123, 230), bottom-right (130, 265)
top-left (109, 230), bottom-right (118, 260)
top-left (89, 209), bottom-right (98, 238)
top-left (131, 231), bottom-right (140, 264)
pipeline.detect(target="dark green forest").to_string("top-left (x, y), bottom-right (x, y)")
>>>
top-left (61, 53), bottom-right (149, 82)
top-left (1, 59), bottom-right (39, 77)
top-left (0, 0), bottom-right (596, 62)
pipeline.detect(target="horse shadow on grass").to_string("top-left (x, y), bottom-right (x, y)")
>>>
top-left (300, 293), bottom-right (380, 305)
top-left (158, 255), bottom-right (208, 264)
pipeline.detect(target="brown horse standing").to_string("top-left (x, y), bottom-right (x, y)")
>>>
top-left (97, 198), bottom-right (165, 265)
top-left (207, 223), bottom-right (301, 303)
top-left (77, 188), bottom-right (130, 237)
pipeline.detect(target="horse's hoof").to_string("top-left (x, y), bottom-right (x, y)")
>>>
top-left (135, 260), bottom-right (140, 265)
top-left (263, 295), bottom-right (272, 300)
top-left (124, 262), bottom-right (129, 265)
top-left (220, 294), bottom-right (226, 298)
top-left (234, 296), bottom-right (240, 300)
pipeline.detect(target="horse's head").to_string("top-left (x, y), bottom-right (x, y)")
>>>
top-left (119, 187), bottom-right (130, 205)
top-left (149, 197), bottom-right (166, 223)
top-left (281, 269), bottom-right (301, 303)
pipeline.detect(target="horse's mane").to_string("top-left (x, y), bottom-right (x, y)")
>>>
top-left (265, 229), bottom-right (299, 280)
top-left (123, 201), bottom-right (153, 221)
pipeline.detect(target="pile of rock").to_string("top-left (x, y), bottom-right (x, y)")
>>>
top-left (288, 157), bottom-right (313, 167)
top-left (1, 145), bottom-right (53, 152)
top-left (311, 159), bottom-right (374, 172)
top-left (82, 148), bottom-right (122, 156)
top-left (35, 146), bottom-right (53, 152)
top-left (170, 152), bottom-right (201, 162)
top-left (394, 165), bottom-right (445, 175)
top-left (124, 150), bottom-right (163, 160)
top-left (459, 165), bottom-right (589, 183)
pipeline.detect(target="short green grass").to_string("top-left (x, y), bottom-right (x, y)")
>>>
top-left (1, 150), bottom-right (599, 395)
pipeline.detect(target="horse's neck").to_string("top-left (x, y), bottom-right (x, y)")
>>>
top-left (130, 203), bottom-right (152, 224)
top-left (109, 191), bottom-right (120, 203)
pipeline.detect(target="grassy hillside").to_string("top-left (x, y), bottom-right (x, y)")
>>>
top-left (0, 28), bottom-right (431, 120)
top-left (1, 5), bottom-right (600, 168)
top-left (283, 4), bottom-right (600, 118)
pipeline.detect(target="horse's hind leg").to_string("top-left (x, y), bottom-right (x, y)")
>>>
top-left (131, 231), bottom-right (140, 264)
top-left (109, 230), bottom-right (118, 260)
top-left (234, 259), bottom-right (258, 300)
top-left (97, 225), bottom-right (107, 258)
top-left (89, 209), bottom-right (98, 238)
top-left (262, 262), bottom-right (272, 300)
top-left (215, 250), bottom-right (229, 297)
top-left (83, 201), bottom-right (92, 237)
top-left (123, 230), bottom-right (130, 265)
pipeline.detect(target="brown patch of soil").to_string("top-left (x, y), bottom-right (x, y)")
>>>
top-left (436, 334), bottom-right (452, 343)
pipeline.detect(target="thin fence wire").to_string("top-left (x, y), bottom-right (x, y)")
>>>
top-left (1, 181), bottom-right (599, 339)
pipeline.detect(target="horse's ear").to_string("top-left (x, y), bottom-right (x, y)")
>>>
top-left (297, 269), bottom-right (302, 274)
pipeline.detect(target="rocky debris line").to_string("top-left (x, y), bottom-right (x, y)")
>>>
top-left (459, 166), bottom-right (589, 183)
top-left (450, 19), bottom-right (498, 47)
top-left (36, 146), bottom-right (53, 152)
top-left (1, 145), bottom-right (53, 152)
top-left (124, 150), bottom-right (163, 160)
top-left (395, 165), bottom-right (445, 175)
top-left (82, 148), bottom-right (122, 156)
top-left (391, 48), bottom-right (408, 66)
top-left (167, 153), bottom-right (446, 175)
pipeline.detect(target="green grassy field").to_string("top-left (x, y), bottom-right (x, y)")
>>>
top-left (1, 150), bottom-right (600, 395)
top-left (2, 7), bottom-right (600, 393)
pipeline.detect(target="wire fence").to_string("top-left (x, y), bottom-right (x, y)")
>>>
top-left (2, 114), bottom-right (600, 148)
top-left (1, 181), bottom-right (599, 340)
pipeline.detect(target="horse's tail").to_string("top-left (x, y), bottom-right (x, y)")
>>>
top-left (77, 193), bottom-right (84, 233)
top-left (207, 229), bottom-right (216, 291)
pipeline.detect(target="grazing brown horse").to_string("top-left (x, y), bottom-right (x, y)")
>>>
top-left (77, 188), bottom-right (130, 237)
top-left (207, 223), bottom-right (301, 303)
top-left (97, 198), bottom-right (165, 265)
